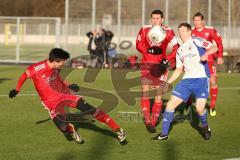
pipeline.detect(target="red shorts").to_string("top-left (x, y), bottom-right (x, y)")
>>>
top-left (141, 69), bottom-right (169, 86)
top-left (208, 61), bottom-right (217, 77)
top-left (42, 94), bottom-right (81, 119)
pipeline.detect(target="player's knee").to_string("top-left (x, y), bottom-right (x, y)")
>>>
top-left (211, 82), bottom-right (217, 88)
top-left (142, 91), bottom-right (149, 98)
top-left (59, 124), bottom-right (68, 133)
top-left (141, 84), bottom-right (150, 91)
top-left (154, 96), bottom-right (162, 103)
top-left (142, 88), bottom-right (149, 94)
top-left (166, 100), bottom-right (175, 112)
top-left (195, 105), bottom-right (206, 115)
top-left (210, 77), bottom-right (217, 87)
top-left (196, 108), bottom-right (206, 115)
top-left (76, 99), bottom-right (97, 115)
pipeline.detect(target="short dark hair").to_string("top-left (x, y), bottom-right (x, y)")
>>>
top-left (151, 10), bottom-right (164, 18)
top-left (48, 48), bottom-right (70, 62)
top-left (193, 12), bottom-right (204, 20)
top-left (178, 23), bottom-right (192, 31)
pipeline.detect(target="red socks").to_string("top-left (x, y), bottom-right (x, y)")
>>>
top-left (151, 101), bottom-right (162, 126)
top-left (210, 87), bottom-right (218, 109)
top-left (141, 98), bottom-right (151, 125)
top-left (141, 98), bottom-right (162, 126)
top-left (94, 109), bottom-right (120, 131)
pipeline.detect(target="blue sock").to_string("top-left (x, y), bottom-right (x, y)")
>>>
top-left (198, 111), bottom-right (208, 127)
top-left (162, 111), bottom-right (174, 136)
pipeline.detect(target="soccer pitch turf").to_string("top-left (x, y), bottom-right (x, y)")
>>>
top-left (0, 44), bottom-right (89, 62)
top-left (0, 65), bottom-right (240, 160)
top-left (0, 44), bottom-right (137, 62)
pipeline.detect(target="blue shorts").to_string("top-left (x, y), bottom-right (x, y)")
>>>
top-left (172, 78), bottom-right (209, 102)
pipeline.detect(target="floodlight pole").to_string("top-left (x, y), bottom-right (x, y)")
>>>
top-left (55, 18), bottom-right (61, 48)
top-left (92, 0), bottom-right (96, 30)
top-left (142, 0), bottom-right (145, 26)
top-left (208, 0), bottom-right (212, 26)
top-left (187, 0), bottom-right (191, 23)
top-left (65, 0), bottom-right (69, 50)
top-left (228, 0), bottom-right (232, 47)
top-left (228, 0), bottom-right (231, 32)
top-left (117, 0), bottom-right (121, 53)
top-left (165, 0), bottom-right (169, 26)
top-left (16, 17), bottom-right (20, 63)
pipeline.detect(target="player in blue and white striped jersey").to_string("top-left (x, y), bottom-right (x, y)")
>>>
top-left (152, 23), bottom-right (218, 141)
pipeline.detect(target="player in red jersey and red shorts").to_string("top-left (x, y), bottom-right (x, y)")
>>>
top-left (191, 12), bottom-right (224, 116)
top-left (9, 48), bottom-right (127, 144)
top-left (136, 10), bottom-right (179, 133)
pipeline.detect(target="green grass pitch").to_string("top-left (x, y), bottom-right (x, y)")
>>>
top-left (0, 65), bottom-right (240, 160)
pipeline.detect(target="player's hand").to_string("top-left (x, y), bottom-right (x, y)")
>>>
top-left (69, 84), bottom-right (80, 92)
top-left (149, 58), bottom-right (168, 78)
top-left (167, 80), bottom-right (172, 84)
top-left (200, 54), bottom-right (208, 61)
top-left (217, 57), bottom-right (224, 65)
top-left (9, 89), bottom-right (19, 98)
top-left (160, 58), bottom-right (169, 73)
top-left (147, 47), bottom-right (162, 55)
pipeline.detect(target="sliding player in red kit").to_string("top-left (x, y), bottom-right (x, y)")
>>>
top-left (136, 10), bottom-right (179, 133)
top-left (9, 48), bottom-right (127, 144)
top-left (192, 12), bottom-right (224, 116)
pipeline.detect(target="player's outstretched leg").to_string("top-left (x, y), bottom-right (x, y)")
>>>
top-left (76, 99), bottom-right (127, 144)
top-left (198, 111), bottom-right (211, 140)
top-left (93, 109), bottom-right (127, 144)
top-left (68, 123), bottom-right (84, 144)
top-left (152, 96), bottom-right (183, 141)
top-left (52, 115), bottom-right (84, 144)
top-left (196, 98), bottom-right (211, 140)
top-left (115, 128), bottom-right (127, 144)
top-left (151, 110), bottom-right (174, 140)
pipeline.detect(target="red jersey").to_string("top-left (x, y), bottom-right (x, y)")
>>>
top-left (136, 25), bottom-right (179, 64)
top-left (192, 26), bottom-right (223, 61)
top-left (16, 60), bottom-right (70, 101)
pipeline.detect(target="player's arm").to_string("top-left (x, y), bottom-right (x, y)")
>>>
top-left (136, 28), bottom-right (147, 54)
top-left (165, 30), bottom-right (179, 69)
top-left (68, 84), bottom-right (80, 92)
top-left (59, 70), bottom-right (80, 92)
top-left (63, 80), bottom-right (79, 92)
top-left (212, 28), bottom-right (224, 64)
top-left (200, 41), bottom-right (219, 61)
top-left (167, 67), bottom-right (183, 84)
top-left (9, 71), bottom-right (28, 98)
top-left (167, 52), bottom-right (183, 84)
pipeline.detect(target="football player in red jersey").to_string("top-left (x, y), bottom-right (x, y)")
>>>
top-left (192, 12), bottom-right (224, 116)
top-left (9, 48), bottom-right (127, 144)
top-left (136, 10), bottom-right (179, 133)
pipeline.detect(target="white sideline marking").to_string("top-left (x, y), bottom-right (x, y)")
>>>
top-left (118, 111), bottom-right (139, 114)
top-left (1, 87), bottom-right (240, 97)
top-left (0, 93), bottom-right (38, 97)
top-left (224, 158), bottom-right (240, 160)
